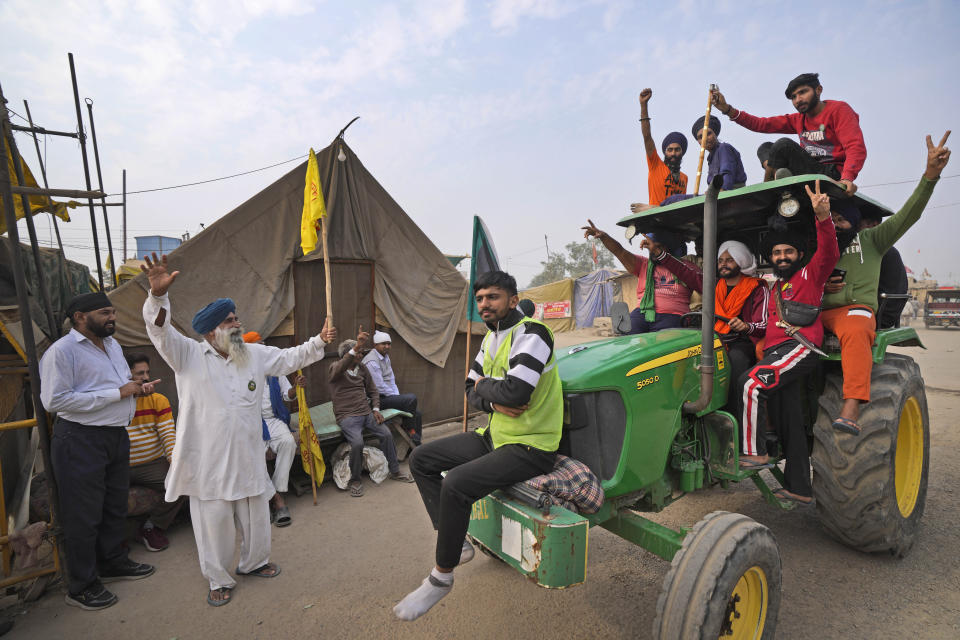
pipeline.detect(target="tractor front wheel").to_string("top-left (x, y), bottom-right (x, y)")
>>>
top-left (653, 511), bottom-right (781, 640)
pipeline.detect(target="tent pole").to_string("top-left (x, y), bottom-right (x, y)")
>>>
top-left (462, 327), bottom-right (471, 432)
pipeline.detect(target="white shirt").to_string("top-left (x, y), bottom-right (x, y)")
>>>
top-left (361, 349), bottom-right (399, 396)
top-left (39, 328), bottom-right (136, 427)
top-left (143, 292), bottom-right (327, 501)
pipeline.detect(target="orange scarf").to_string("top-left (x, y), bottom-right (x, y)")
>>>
top-left (714, 277), bottom-right (762, 334)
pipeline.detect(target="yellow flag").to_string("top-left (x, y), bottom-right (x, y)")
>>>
top-left (299, 148), bottom-right (327, 255)
top-left (296, 370), bottom-right (326, 485)
top-left (2, 146), bottom-right (73, 235)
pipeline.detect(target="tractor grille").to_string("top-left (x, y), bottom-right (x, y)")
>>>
top-left (562, 391), bottom-right (626, 481)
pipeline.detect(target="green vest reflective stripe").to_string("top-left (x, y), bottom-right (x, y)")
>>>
top-left (475, 317), bottom-right (563, 452)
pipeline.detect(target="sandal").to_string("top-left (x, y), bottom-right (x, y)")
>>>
top-left (739, 459), bottom-right (774, 470)
top-left (207, 587), bottom-right (233, 606)
top-left (237, 563), bottom-right (281, 578)
top-left (773, 488), bottom-right (814, 505)
top-left (274, 506), bottom-right (292, 528)
top-left (349, 481), bottom-right (364, 497)
top-left (832, 417), bottom-right (861, 435)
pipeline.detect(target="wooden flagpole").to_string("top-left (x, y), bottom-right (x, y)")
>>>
top-left (693, 84), bottom-right (717, 196)
top-left (462, 327), bottom-right (471, 432)
top-left (321, 215), bottom-right (333, 330)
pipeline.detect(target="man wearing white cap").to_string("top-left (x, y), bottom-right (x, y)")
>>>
top-left (362, 331), bottom-right (422, 446)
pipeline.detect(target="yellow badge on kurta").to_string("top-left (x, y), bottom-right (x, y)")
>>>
top-left (248, 380), bottom-right (256, 391)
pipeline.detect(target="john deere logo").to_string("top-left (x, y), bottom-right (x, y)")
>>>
top-left (248, 380), bottom-right (257, 391)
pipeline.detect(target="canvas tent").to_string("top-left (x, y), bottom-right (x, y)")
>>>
top-left (108, 141), bottom-right (476, 422)
top-left (521, 268), bottom-right (625, 332)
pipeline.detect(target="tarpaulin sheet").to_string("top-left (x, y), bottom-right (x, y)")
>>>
top-left (108, 141), bottom-right (468, 368)
top-left (521, 278), bottom-right (575, 333)
top-left (573, 268), bottom-right (620, 329)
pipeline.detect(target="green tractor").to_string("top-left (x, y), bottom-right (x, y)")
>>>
top-left (466, 175), bottom-right (930, 639)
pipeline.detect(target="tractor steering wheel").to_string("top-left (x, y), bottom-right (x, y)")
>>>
top-left (680, 312), bottom-right (732, 329)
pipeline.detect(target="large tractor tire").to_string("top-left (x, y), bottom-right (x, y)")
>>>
top-left (811, 353), bottom-right (929, 557)
top-left (653, 511), bottom-right (781, 640)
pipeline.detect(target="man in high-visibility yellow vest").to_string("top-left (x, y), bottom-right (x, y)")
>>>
top-left (394, 271), bottom-right (562, 621)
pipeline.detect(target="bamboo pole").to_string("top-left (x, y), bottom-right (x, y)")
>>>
top-left (692, 84), bottom-right (717, 196)
top-left (462, 327), bottom-right (472, 432)
top-left (321, 215), bottom-right (333, 330)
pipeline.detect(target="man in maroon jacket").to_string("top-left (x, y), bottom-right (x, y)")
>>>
top-left (738, 180), bottom-right (840, 504)
top-left (712, 73), bottom-right (867, 195)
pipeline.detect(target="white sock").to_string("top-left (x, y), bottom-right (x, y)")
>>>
top-left (393, 568), bottom-right (453, 621)
top-left (459, 539), bottom-right (475, 565)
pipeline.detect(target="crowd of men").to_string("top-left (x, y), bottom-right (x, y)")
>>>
top-left (35, 71), bottom-right (950, 620)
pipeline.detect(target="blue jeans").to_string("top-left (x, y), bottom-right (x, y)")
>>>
top-left (629, 308), bottom-right (684, 334)
top-left (339, 413), bottom-right (400, 481)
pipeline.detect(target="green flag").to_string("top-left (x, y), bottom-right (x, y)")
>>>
top-left (467, 215), bottom-right (501, 322)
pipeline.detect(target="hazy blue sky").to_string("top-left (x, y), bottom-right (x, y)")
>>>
top-left (3, 0), bottom-right (958, 288)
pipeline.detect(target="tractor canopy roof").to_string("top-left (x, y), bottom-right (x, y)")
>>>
top-left (616, 174), bottom-right (893, 266)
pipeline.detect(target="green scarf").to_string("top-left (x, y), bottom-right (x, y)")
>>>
top-left (637, 259), bottom-right (657, 322)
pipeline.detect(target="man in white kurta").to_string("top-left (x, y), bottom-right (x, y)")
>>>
top-left (140, 254), bottom-right (335, 606)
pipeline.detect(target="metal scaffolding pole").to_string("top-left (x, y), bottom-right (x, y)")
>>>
top-left (67, 52), bottom-right (105, 289)
top-left (84, 99), bottom-right (117, 287)
top-left (23, 100), bottom-right (65, 256)
top-left (0, 89), bottom-right (65, 579)
top-left (2, 97), bottom-right (60, 340)
top-left (122, 169), bottom-right (127, 260)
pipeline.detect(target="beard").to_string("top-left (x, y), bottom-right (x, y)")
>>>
top-left (718, 265), bottom-right (741, 280)
top-left (214, 326), bottom-right (250, 368)
top-left (88, 318), bottom-right (116, 338)
top-left (664, 155), bottom-right (682, 173)
top-left (795, 94), bottom-right (820, 114)
top-left (773, 259), bottom-right (802, 280)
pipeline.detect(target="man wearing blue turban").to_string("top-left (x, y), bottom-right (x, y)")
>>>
top-left (632, 88), bottom-right (689, 210)
top-left (139, 253), bottom-right (337, 607)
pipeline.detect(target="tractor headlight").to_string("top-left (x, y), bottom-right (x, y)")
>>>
top-left (778, 192), bottom-right (800, 218)
top-left (625, 223), bottom-right (638, 241)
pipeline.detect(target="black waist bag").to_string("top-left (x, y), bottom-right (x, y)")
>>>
top-left (775, 284), bottom-right (819, 327)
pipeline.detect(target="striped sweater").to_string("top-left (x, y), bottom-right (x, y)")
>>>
top-left (127, 393), bottom-right (176, 466)
top-left (466, 308), bottom-right (554, 412)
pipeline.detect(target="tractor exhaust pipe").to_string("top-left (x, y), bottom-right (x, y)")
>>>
top-left (683, 176), bottom-right (723, 415)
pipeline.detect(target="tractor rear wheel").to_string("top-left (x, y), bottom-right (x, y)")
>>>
top-left (653, 511), bottom-right (781, 640)
top-left (811, 353), bottom-right (930, 557)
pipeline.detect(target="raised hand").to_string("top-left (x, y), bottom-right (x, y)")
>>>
top-left (356, 325), bottom-right (370, 351)
top-left (582, 219), bottom-right (606, 240)
top-left (924, 131), bottom-right (952, 180)
top-left (639, 88), bottom-right (652, 105)
top-left (804, 179), bottom-right (831, 221)
top-left (319, 317), bottom-right (337, 344)
top-left (711, 88), bottom-right (730, 115)
top-left (140, 252), bottom-right (179, 296)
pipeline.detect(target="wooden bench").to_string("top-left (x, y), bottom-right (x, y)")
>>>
top-left (290, 402), bottom-right (415, 460)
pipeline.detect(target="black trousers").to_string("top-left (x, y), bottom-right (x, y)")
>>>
top-left (409, 431), bottom-right (555, 569)
top-left (51, 419), bottom-right (131, 594)
top-left (739, 340), bottom-right (819, 497)
top-left (764, 137), bottom-right (841, 179)
top-left (723, 337), bottom-right (757, 418)
top-left (379, 393), bottom-right (422, 444)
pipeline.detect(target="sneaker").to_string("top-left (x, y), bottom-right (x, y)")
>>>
top-left (459, 539), bottom-right (475, 565)
top-left (65, 583), bottom-right (118, 611)
top-left (389, 471), bottom-right (415, 483)
top-left (99, 559), bottom-right (155, 583)
top-left (136, 524), bottom-right (170, 552)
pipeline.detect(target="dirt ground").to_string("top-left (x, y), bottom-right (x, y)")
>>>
top-left (4, 327), bottom-right (960, 639)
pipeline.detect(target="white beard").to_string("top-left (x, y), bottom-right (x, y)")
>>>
top-left (214, 326), bottom-right (250, 369)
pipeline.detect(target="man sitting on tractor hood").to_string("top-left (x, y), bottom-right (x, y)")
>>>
top-left (821, 132), bottom-right (951, 436)
top-left (712, 73), bottom-right (867, 195)
top-left (582, 220), bottom-right (701, 334)
top-left (395, 270), bottom-right (561, 621)
top-left (739, 180), bottom-right (840, 504)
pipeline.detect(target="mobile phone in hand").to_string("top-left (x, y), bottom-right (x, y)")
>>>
top-left (830, 268), bottom-right (846, 282)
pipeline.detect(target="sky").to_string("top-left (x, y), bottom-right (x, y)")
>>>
top-left (2, 0), bottom-right (959, 289)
